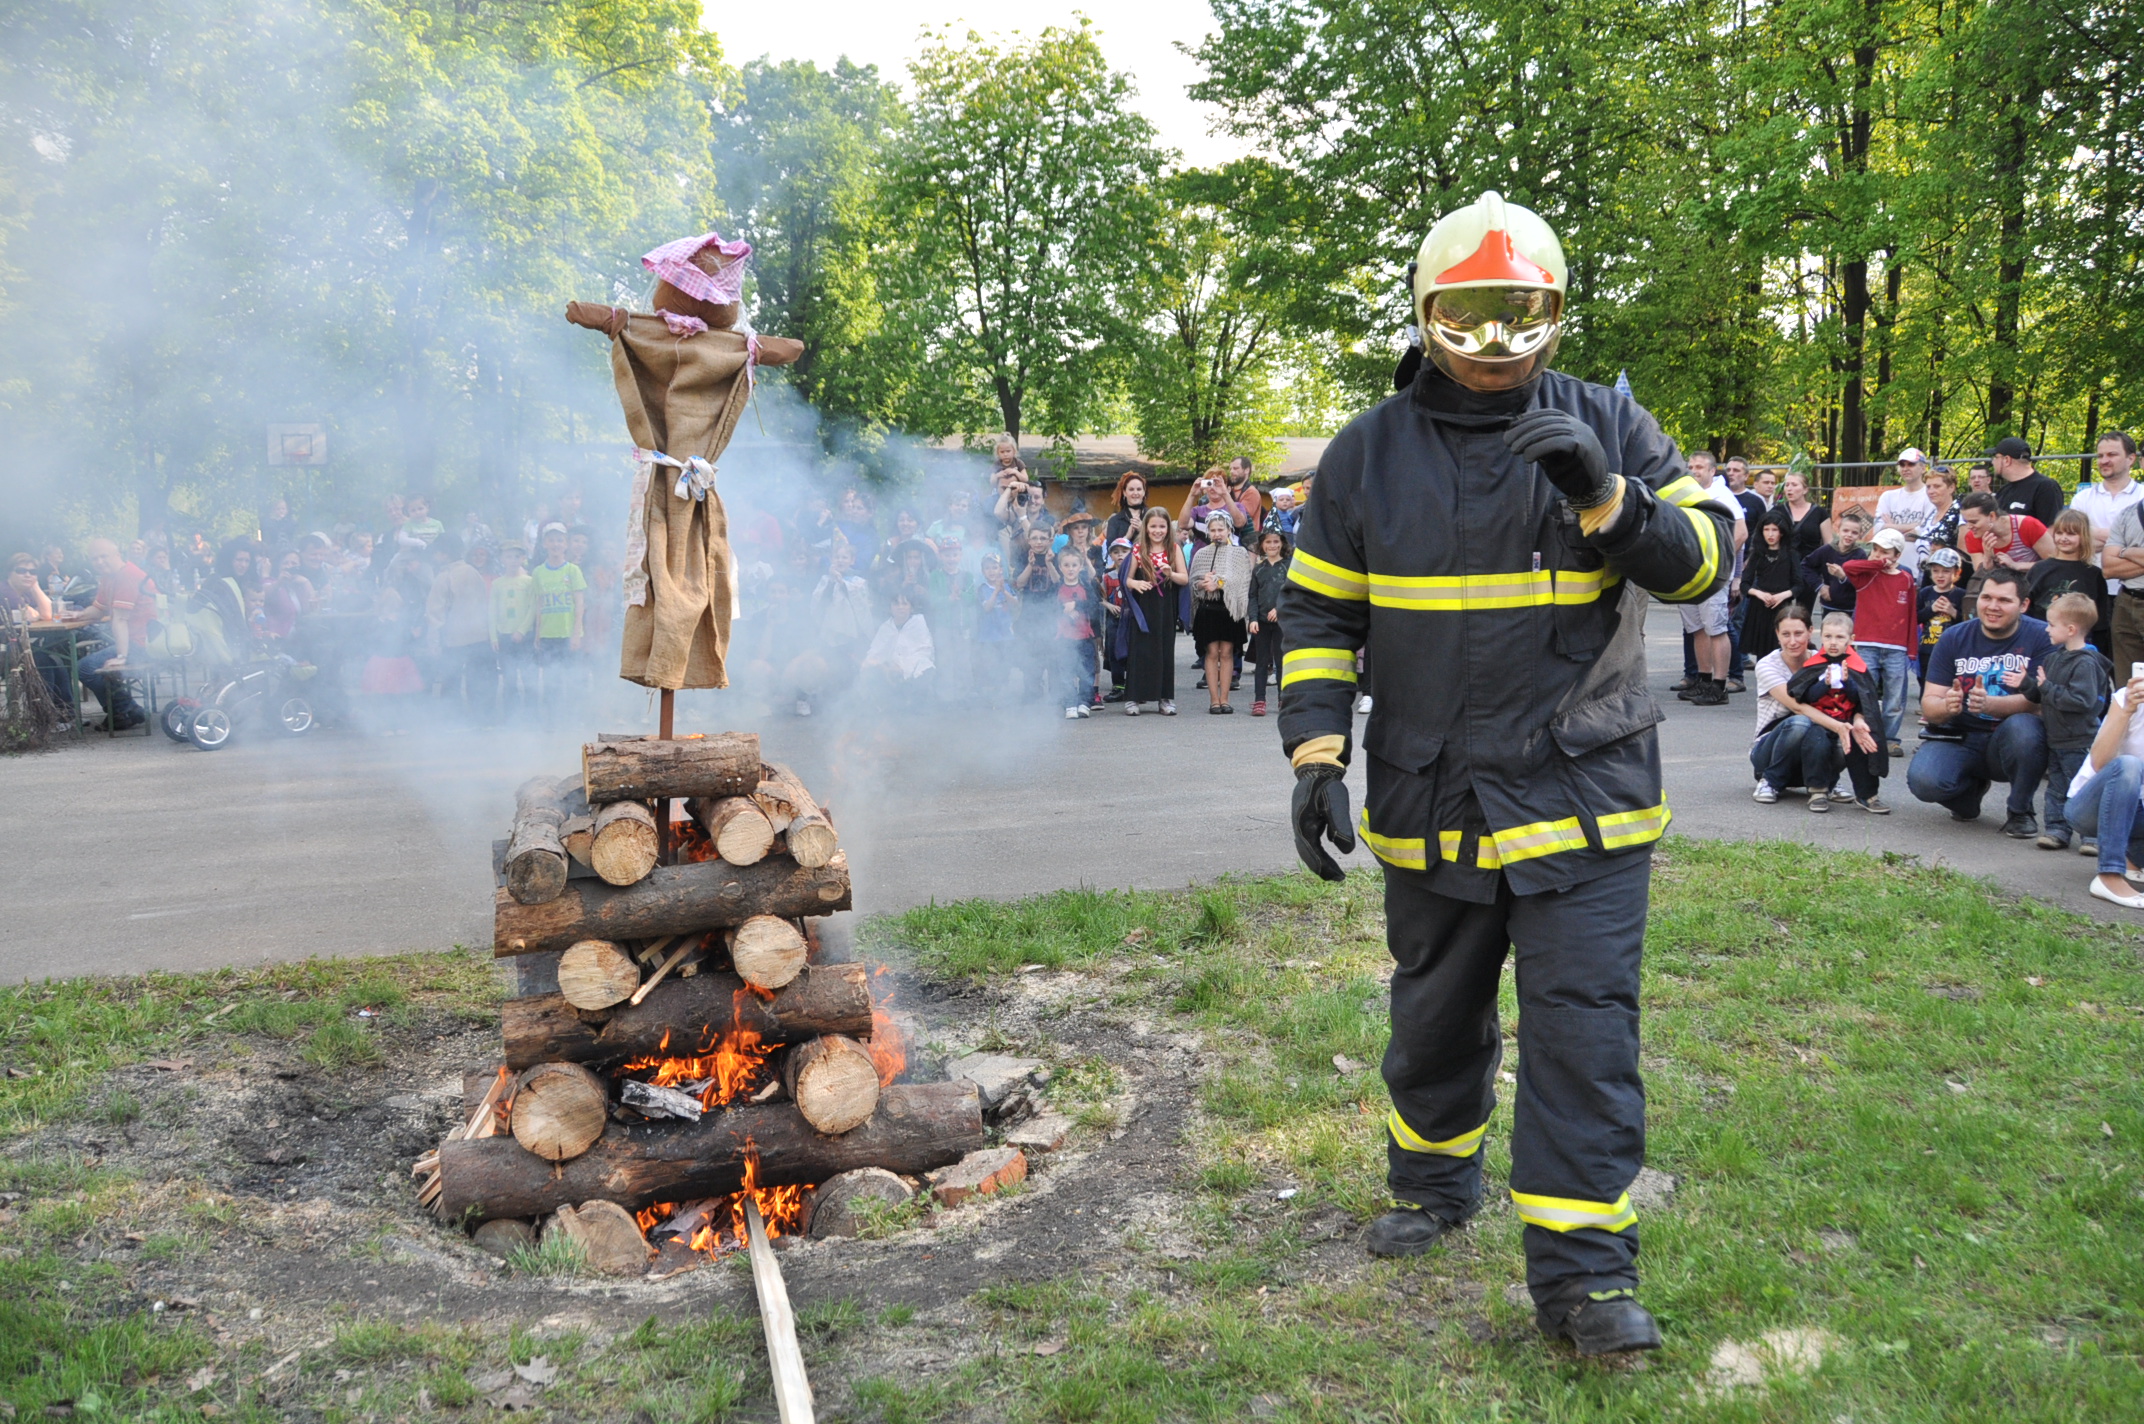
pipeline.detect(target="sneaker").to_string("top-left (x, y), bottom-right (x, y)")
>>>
top-left (1688, 681), bottom-right (1727, 706)
top-left (794, 698), bottom-right (812, 717)
top-left (1125, 701), bottom-right (1140, 716)
top-left (1950, 807), bottom-right (1981, 823)
top-left (1065, 706), bottom-right (1080, 719)
top-left (1160, 700), bottom-right (1178, 716)
top-left (1724, 679), bottom-right (1744, 694)
top-left (2037, 831), bottom-right (2070, 850)
top-left (2002, 811), bottom-right (2038, 839)
top-left (1196, 675), bottom-right (1208, 690)
top-left (1830, 784), bottom-right (1855, 803)
top-left (1855, 796), bottom-right (1891, 814)
top-left (1075, 705), bottom-right (1091, 718)
top-left (1103, 689), bottom-right (1129, 703)
top-left (1808, 794), bottom-right (1831, 813)
top-left (2080, 839), bottom-right (2099, 856)
top-left (1670, 675), bottom-right (1699, 692)
top-left (1355, 694), bottom-right (1373, 714)
top-left (1252, 700), bottom-right (1267, 716)
top-left (1752, 782), bottom-right (1779, 804)
top-left (1887, 740), bottom-right (1905, 759)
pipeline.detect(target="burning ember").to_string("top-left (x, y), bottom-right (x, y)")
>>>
top-left (637, 1149), bottom-right (809, 1256)
top-left (670, 816), bottom-right (721, 864)
top-left (869, 965), bottom-right (907, 1087)
top-left (619, 990), bottom-right (774, 1110)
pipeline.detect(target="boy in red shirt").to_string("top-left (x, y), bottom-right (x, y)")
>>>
top-left (1838, 527), bottom-right (1918, 757)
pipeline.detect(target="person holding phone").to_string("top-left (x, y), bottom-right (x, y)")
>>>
top-left (1907, 566), bottom-right (2053, 836)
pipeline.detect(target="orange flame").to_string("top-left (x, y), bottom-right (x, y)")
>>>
top-left (619, 990), bottom-right (771, 1110)
top-left (671, 817), bottom-right (721, 864)
top-left (868, 964), bottom-right (907, 1087)
top-left (635, 1144), bottom-right (810, 1257)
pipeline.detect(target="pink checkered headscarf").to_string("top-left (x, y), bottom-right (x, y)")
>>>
top-left (642, 232), bottom-right (752, 307)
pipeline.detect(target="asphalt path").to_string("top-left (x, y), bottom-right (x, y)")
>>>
top-left (2, 605), bottom-right (2126, 984)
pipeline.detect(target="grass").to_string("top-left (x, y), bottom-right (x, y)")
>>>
top-left (864, 839), bottom-right (2144, 1421)
top-left (3, 843), bottom-right (2142, 1420)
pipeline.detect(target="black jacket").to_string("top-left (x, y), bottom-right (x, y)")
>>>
top-left (1784, 656), bottom-right (1891, 779)
top-left (2024, 645), bottom-right (2113, 750)
top-left (1278, 366), bottom-right (1732, 901)
top-left (1249, 558), bottom-right (1288, 627)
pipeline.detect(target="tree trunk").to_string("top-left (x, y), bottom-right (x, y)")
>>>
top-left (1988, 110), bottom-right (2034, 435)
top-left (756, 763), bottom-right (839, 869)
top-left (508, 1062), bottom-right (609, 1163)
top-left (781, 1034), bottom-right (881, 1134)
top-left (590, 801), bottom-right (660, 886)
top-left (690, 796), bottom-right (775, 866)
top-left (729, 915), bottom-right (809, 991)
top-left (583, 733), bottom-right (760, 803)
top-left (493, 852), bottom-right (852, 956)
top-left (438, 1082), bottom-right (986, 1222)
top-left (556, 940), bottom-right (640, 1011)
top-left (500, 962), bottom-right (872, 1070)
top-left (504, 776), bottom-right (570, 905)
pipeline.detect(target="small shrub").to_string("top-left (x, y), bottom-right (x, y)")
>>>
top-left (507, 1232), bottom-right (587, 1278)
top-left (303, 1019), bottom-right (381, 1071)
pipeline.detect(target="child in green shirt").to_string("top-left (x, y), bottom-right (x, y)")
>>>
top-left (531, 524), bottom-right (586, 721)
top-left (491, 543), bottom-right (536, 714)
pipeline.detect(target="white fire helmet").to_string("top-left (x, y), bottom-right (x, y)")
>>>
top-left (1411, 191), bottom-right (1568, 385)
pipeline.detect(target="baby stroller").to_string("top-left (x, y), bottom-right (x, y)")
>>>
top-left (184, 652), bottom-right (317, 750)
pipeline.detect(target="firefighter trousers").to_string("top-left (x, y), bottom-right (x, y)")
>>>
top-left (1380, 854), bottom-right (1647, 1305)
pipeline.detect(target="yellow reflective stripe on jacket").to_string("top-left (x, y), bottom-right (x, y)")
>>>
top-left (1489, 815), bottom-right (1588, 865)
top-left (1389, 1110), bottom-right (1488, 1158)
top-left (1363, 568), bottom-right (1620, 611)
top-left (1511, 1190), bottom-right (1637, 1233)
top-left (1658, 480), bottom-right (1722, 602)
top-left (1439, 829), bottom-right (1502, 869)
top-left (1597, 798), bottom-right (1672, 850)
top-left (1287, 549), bottom-right (1370, 601)
top-left (1358, 814), bottom-right (1427, 869)
top-left (1281, 647), bottom-right (1359, 687)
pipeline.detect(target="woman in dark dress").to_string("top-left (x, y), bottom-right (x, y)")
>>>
top-left (1738, 510), bottom-right (1799, 664)
top-left (1104, 470), bottom-right (1152, 548)
top-left (1117, 506), bottom-right (1186, 715)
top-left (1778, 471), bottom-right (1829, 567)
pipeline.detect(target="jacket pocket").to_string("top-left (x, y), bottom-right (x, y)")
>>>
top-left (1362, 720), bottom-right (1445, 775)
top-left (1362, 752), bottom-right (1437, 872)
top-left (1545, 505), bottom-right (1610, 662)
top-left (1549, 685), bottom-right (1664, 759)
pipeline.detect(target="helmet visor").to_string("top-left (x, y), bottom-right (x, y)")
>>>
top-left (1427, 286), bottom-right (1559, 361)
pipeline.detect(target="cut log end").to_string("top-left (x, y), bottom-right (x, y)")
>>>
top-left (556, 940), bottom-right (639, 1011)
top-left (509, 1062), bottom-right (609, 1163)
top-left (730, 915), bottom-right (808, 991)
top-left (782, 1034), bottom-right (881, 1135)
top-left (693, 796), bottom-right (775, 867)
top-left (590, 801), bottom-right (660, 886)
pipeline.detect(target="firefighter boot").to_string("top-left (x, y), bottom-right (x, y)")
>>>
top-left (1363, 1202), bottom-right (1466, 1258)
top-left (1537, 1290), bottom-right (1662, 1357)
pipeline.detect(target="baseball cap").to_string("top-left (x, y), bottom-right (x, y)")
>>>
top-left (1992, 436), bottom-right (2033, 460)
top-left (541, 522), bottom-right (568, 536)
top-left (1926, 546), bottom-right (1963, 569)
top-left (1871, 528), bottom-right (1908, 552)
top-left (1896, 447), bottom-right (1927, 465)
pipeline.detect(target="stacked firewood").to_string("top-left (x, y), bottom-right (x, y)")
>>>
top-left (415, 732), bottom-right (985, 1247)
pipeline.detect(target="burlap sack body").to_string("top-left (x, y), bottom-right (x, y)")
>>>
top-left (606, 316), bottom-right (753, 690)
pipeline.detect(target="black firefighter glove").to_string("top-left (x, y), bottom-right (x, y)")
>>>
top-left (1292, 763), bottom-right (1357, 883)
top-left (1505, 408), bottom-right (1615, 510)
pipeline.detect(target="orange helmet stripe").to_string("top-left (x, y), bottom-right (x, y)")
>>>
top-left (1433, 227), bottom-right (1556, 286)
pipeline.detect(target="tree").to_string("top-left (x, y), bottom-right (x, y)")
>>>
top-left (878, 23), bottom-right (1164, 443)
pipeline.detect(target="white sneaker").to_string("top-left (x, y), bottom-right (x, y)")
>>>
top-left (1160, 700), bottom-right (1178, 716)
top-left (1064, 706), bottom-right (1080, 719)
top-left (1076, 705), bottom-right (1092, 718)
top-left (1752, 782), bottom-right (1778, 804)
top-left (1355, 694), bottom-right (1373, 714)
top-left (1829, 780), bottom-right (1854, 803)
top-left (1125, 701), bottom-right (1140, 716)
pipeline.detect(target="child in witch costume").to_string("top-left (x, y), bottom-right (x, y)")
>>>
top-left (566, 233), bottom-right (803, 692)
top-left (1785, 612), bottom-right (1890, 810)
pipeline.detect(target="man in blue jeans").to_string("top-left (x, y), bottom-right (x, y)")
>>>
top-left (1907, 568), bottom-right (2052, 837)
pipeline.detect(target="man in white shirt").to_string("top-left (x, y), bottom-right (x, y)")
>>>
top-left (1676, 450), bottom-right (1747, 705)
top-left (1874, 447), bottom-right (1937, 578)
top-left (2070, 429), bottom-right (2142, 597)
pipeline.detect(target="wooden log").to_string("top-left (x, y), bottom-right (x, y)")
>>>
top-left (504, 775), bottom-right (570, 905)
top-left (781, 1035), bottom-right (880, 1135)
top-left (500, 963), bottom-right (871, 1070)
top-left (556, 940), bottom-right (639, 1011)
top-left (582, 733), bottom-right (760, 804)
top-left (729, 915), bottom-right (808, 991)
top-left (590, 801), bottom-right (660, 886)
top-left (690, 796), bottom-right (776, 866)
top-left (805, 1168), bottom-right (913, 1239)
top-left (508, 1062), bottom-right (609, 1163)
top-left (560, 815), bottom-right (595, 868)
top-left (493, 852), bottom-right (852, 957)
top-left (754, 763), bottom-right (839, 869)
top-left (492, 840), bottom-right (596, 889)
top-left (619, 1079), bottom-right (703, 1122)
top-left (437, 1082), bottom-right (984, 1221)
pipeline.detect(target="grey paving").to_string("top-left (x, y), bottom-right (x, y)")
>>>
top-left (1, 604), bottom-right (2126, 985)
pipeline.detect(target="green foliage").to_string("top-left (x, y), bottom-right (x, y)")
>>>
top-left (505, 1232), bottom-right (587, 1278)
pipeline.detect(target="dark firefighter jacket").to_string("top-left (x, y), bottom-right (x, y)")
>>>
top-left (1278, 366), bottom-right (1733, 902)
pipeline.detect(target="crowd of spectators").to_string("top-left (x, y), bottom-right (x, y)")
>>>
top-left (1732, 432), bottom-right (2144, 910)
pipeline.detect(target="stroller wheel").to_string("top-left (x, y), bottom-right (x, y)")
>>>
top-left (188, 706), bottom-right (234, 750)
top-left (160, 700), bottom-right (198, 743)
top-left (276, 697), bottom-right (314, 736)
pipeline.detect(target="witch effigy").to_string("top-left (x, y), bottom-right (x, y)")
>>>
top-left (566, 233), bottom-right (803, 692)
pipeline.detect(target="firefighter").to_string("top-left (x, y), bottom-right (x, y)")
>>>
top-left (1279, 191), bottom-right (1731, 1357)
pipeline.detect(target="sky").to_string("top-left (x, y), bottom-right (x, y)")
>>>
top-left (702, 0), bottom-right (1246, 167)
